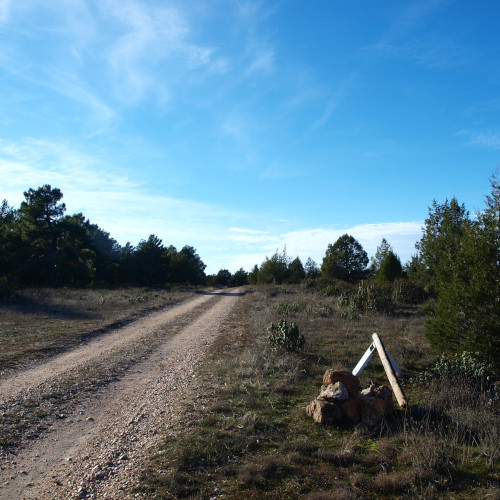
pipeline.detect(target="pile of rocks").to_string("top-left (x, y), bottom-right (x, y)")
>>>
top-left (306, 370), bottom-right (394, 427)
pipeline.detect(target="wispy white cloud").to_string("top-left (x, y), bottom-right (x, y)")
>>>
top-left (228, 234), bottom-right (279, 245)
top-left (0, 1), bottom-right (114, 131)
top-left (219, 110), bottom-right (264, 168)
top-left (221, 112), bottom-right (252, 146)
top-left (391, 0), bottom-right (450, 34)
top-left (229, 227), bottom-right (269, 235)
top-left (0, 0), bottom-right (229, 121)
top-left (410, 37), bottom-right (469, 70)
top-left (102, 0), bottom-right (185, 103)
top-left (43, 70), bottom-right (117, 133)
top-left (361, 35), bottom-right (467, 72)
top-left (100, 0), bottom-right (228, 105)
top-left (244, 46), bottom-right (275, 75)
top-left (359, 0), bottom-right (458, 70)
top-left (311, 73), bottom-right (356, 130)
top-left (468, 131), bottom-right (500, 149)
top-left (227, 227), bottom-right (279, 246)
top-left (311, 96), bottom-right (341, 130)
top-left (260, 162), bottom-right (306, 180)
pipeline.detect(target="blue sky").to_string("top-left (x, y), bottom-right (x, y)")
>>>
top-left (1, 0), bottom-right (499, 274)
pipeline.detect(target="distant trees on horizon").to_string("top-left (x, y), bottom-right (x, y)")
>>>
top-left (1, 185), bottom-right (407, 291)
top-left (0, 185), bottom-right (207, 288)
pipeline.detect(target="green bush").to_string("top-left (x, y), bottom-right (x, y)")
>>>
top-left (274, 302), bottom-right (304, 316)
top-left (274, 301), bottom-right (334, 317)
top-left (267, 319), bottom-right (305, 353)
top-left (414, 351), bottom-right (497, 391)
top-left (301, 276), bottom-right (315, 289)
top-left (337, 292), bottom-right (350, 307)
top-left (342, 281), bottom-right (394, 313)
top-left (391, 278), bottom-right (426, 305)
top-left (318, 279), bottom-right (352, 297)
top-left (319, 284), bottom-right (337, 296)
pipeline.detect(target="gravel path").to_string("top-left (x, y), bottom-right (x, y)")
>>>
top-left (0, 289), bottom-right (243, 499)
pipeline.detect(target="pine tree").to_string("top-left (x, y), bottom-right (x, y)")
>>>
top-left (288, 257), bottom-right (306, 283)
top-left (376, 250), bottom-right (403, 284)
top-left (370, 238), bottom-right (393, 274)
top-left (321, 234), bottom-right (368, 282)
top-left (422, 175), bottom-right (500, 366)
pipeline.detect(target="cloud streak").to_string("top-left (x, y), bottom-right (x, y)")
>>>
top-left (100, 0), bottom-right (228, 105)
top-left (468, 131), bottom-right (500, 149)
top-left (311, 73), bottom-right (357, 130)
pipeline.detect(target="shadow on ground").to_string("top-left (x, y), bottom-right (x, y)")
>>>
top-left (196, 290), bottom-right (245, 297)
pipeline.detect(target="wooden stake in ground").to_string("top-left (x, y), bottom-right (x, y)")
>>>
top-left (372, 333), bottom-right (407, 408)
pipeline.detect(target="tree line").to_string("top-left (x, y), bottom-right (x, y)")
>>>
top-left (0, 185), bottom-right (206, 288)
top-left (245, 234), bottom-right (403, 287)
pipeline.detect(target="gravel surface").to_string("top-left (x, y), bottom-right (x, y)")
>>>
top-left (0, 289), bottom-right (243, 499)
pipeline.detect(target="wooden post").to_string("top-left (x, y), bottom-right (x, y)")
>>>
top-left (372, 333), bottom-right (407, 409)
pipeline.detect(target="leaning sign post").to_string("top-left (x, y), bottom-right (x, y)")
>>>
top-left (352, 333), bottom-right (407, 409)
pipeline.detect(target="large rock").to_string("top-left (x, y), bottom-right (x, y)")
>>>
top-left (359, 395), bottom-right (387, 427)
top-left (340, 399), bottom-right (361, 423)
top-left (307, 372), bottom-right (396, 427)
top-left (361, 384), bottom-right (394, 415)
top-left (306, 400), bottom-right (343, 424)
top-left (373, 385), bottom-right (395, 415)
top-left (318, 381), bottom-right (349, 402)
top-left (322, 370), bottom-right (360, 395)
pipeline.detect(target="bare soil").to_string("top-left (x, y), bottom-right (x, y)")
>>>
top-left (0, 289), bottom-right (244, 499)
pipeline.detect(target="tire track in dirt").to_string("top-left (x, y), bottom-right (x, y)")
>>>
top-left (0, 292), bottom-right (217, 403)
top-left (0, 289), bottom-right (243, 499)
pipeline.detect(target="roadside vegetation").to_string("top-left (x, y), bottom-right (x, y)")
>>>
top-left (136, 172), bottom-right (500, 498)
top-left (137, 285), bottom-right (498, 499)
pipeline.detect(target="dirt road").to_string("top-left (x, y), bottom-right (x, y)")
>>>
top-left (0, 289), bottom-right (243, 499)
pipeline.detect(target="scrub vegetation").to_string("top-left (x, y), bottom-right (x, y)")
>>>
top-left (136, 285), bottom-right (498, 499)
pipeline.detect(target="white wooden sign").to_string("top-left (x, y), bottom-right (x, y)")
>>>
top-left (352, 333), bottom-right (407, 408)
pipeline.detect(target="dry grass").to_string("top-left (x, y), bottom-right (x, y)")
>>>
top-left (136, 284), bottom-right (500, 499)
